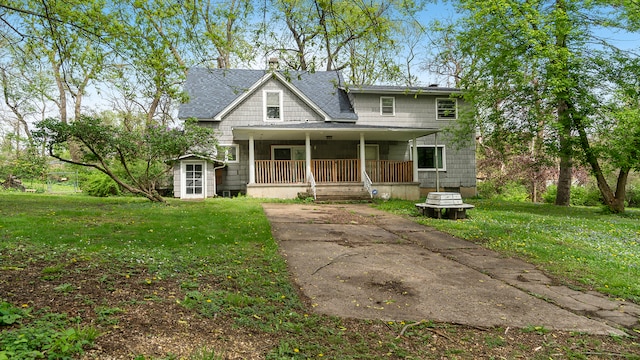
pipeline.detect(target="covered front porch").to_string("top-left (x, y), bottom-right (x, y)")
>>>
top-left (232, 123), bottom-right (440, 200)
top-left (254, 159), bottom-right (413, 184)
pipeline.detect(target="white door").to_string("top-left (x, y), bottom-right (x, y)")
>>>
top-left (182, 162), bottom-right (205, 199)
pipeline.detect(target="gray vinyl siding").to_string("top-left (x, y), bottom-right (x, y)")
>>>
top-left (173, 163), bottom-right (181, 198)
top-left (350, 93), bottom-right (457, 128)
top-left (193, 79), bottom-right (475, 195)
top-left (350, 93), bottom-right (475, 190)
top-left (214, 79), bottom-right (324, 144)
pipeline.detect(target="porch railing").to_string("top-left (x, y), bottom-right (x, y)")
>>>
top-left (312, 159), bottom-right (360, 182)
top-left (254, 159), bottom-right (414, 184)
top-left (365, 160), bottom-right (413, 183)
top-left (255, 160), bottom-right (306, 184)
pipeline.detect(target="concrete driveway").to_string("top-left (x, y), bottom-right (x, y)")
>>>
top-left (262, 203), bottom-right (639, 336)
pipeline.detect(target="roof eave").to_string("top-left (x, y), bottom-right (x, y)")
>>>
top-left (343, 86), bottom-right (462, 96)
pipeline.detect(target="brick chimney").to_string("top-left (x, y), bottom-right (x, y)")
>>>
top-left (268, 57), bottom-right (279, 70)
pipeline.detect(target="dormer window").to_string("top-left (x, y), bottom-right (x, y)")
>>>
top-left (264, 90), bottom-right (283, 121)
top-left (436, 98), bottom-right (457, 120)
top-left (380, 96), bottom-right (395, 116)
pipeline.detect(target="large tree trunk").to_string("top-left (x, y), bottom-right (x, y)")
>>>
top-left (555, 101), bottom-right (572, 206)
top-left (574, 115), bottom-right (628, 213)
top-left (49, 54), bottom-right (83, 161)
top-left (553, 0), bottom-right (573, 207)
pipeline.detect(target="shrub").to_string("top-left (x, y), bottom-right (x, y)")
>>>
top-left (478, 180), bottom-right (529, 202)
top-left (81, 171), bottom-right (120, 197)
top-left (627, 185), bottom-right (640, 208)
top-left (542, 185), bottom-right (557, 204)
top-left (477, 180), bottom-right (499, 199)
top-left (542, 185), bottom-right (603, 206)
top-left (570, 186), bottom-right (602, 206)
top-left (494, 181), bottom-right (530, 202)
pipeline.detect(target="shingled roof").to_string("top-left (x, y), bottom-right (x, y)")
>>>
top-left (178, 68), bottom-right (357, 121)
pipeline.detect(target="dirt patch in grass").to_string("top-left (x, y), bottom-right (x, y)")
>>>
top-left (2, 249), bottom-right (640, 359)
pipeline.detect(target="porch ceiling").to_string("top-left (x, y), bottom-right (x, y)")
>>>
top-left (232, 123), bottom-right (439, 141)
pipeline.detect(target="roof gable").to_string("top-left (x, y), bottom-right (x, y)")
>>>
top-left (178, 68), bottom-right (357, 121)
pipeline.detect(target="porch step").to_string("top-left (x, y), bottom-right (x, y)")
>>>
top-left (304, 184), bottom-right (372, 202)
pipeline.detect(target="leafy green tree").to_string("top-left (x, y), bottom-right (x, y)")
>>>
top-left (33, 116), bottom-right (218, 202)
top-left (576, 55), bottom-right (640, 212)
top-left (266, 0), bottom-right (423, 84)
top-left (440, 0), bottom-right (639, 211)
top-left (183, 0), bottom-right (255, 68)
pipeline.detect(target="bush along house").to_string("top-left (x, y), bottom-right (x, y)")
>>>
top-left (174, 64), bottom-right (476, 201)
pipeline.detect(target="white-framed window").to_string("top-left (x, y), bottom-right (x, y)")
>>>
top-left (271, 145), bottom-right (305, 160)
top-left (181, 161), bottom-right (206, 199)
top-left (436, 98), bottom-right (457, 120)
top-left (264, 90), bottom-right (283, 121)
top-left (219, 144), bottom-right (239, 163)
top-left (412, 145), bottom-right (446, 171)
top-left (380, 96), bottom-right (395, 115)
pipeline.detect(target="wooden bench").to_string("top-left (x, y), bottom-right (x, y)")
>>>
top-left (415, 192), bottom-right (474, 220)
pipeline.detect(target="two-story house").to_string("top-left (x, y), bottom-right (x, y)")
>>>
top-left (174, 66), bottom-right (476, 200)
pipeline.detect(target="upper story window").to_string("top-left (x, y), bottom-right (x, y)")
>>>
top-left (380, 96), bottom-right (395, 116)
top-left (264, 90), bottom-right (283, 121)
top-left (436, 98), bottom-right (457, 120)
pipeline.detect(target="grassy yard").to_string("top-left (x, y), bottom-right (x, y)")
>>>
top-left (376, 199), bottom-right (640, 303)
top-left (1, 193), bottom-right (639, 359)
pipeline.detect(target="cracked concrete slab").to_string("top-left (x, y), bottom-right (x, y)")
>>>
top-left (263, 203), bottom-right (635, 335)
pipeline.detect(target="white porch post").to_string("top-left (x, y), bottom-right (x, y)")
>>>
top-left (412, 137), bottom-right (418, 182)
top-left (359, 133), bottom-right (366, 179)
top-left (434, 132), bottom-right (440, 192)
top-left (305, 132), bottom-right (311, 179)
top-left (249, 135), bottom-right (255, 184)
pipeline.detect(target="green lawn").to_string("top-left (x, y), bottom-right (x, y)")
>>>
top-left (1, 193), bottom-right (639, 359)
top-left (375, 199), bottom-right (640, 302)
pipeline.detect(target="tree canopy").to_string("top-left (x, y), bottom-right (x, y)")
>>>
top-left (436, 0), bottom-right (640, 212)
top-left (33, 116), bottom-right (217, 202)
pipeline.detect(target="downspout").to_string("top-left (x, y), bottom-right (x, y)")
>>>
top-left (212, 161), bottom-right (227, 197)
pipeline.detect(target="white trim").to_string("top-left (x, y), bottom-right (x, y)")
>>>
top-left (411, 138), bottom-right (418, 182)
top-left (436, 98), bottom-right (458, 120)
top-left (380, 96), bottom-right (395, 116)
top-left (180, 160), bottom-right (207, 199)
top-left (263, 90), bottom-right (283, 122)
top-left (219, 144), bottom-right (239, 163)
top-left (411, 145), bottom-right (446, 171)
top-left (305, 133), bottom-right (312, 176)
top-left (249, 135), bottom-right (255, 184)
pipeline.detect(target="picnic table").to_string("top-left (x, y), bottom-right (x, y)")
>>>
top-left (415, 192), bottom-right (474, 220)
